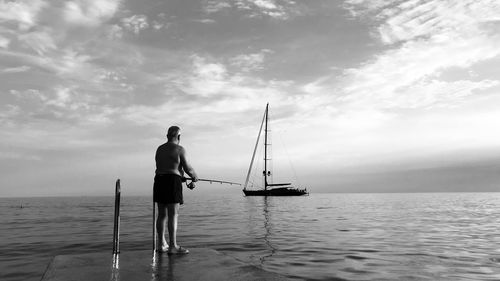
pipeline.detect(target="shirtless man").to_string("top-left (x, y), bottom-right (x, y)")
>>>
top-left (154, 126), bottom-right (198, 254)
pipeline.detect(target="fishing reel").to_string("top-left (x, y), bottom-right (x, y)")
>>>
top-left (181, 177), bottom-right (196, 189)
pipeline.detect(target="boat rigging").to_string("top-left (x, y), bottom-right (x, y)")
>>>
top-left (243, 103), bottom-right (308, 196)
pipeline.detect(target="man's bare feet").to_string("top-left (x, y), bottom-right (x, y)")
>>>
top-left (156, 241), bottom-right (169, 252)
top-left (168, 246), bottom-right (189, 255)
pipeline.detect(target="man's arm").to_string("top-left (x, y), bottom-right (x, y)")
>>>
top-left (179, 146), bottom-right (198, 182)
top-left (178, 166), bottom-right (185, 178)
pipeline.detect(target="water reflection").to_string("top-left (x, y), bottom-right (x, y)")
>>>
top-left (260, 197), bottom-right (277, 265)
top-left (151, 252), bottom-right (181, 281)
top-left (110, 254), bottom-right (119, 281)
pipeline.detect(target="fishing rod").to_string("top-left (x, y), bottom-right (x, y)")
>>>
top-left (182, 177), bottom-right (242, 186)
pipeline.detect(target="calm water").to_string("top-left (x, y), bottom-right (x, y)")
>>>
top-left (1, 193), bottom-right (500, 281)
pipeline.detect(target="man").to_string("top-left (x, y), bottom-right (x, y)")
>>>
top-left (154, 126), bottom-right (198, 254)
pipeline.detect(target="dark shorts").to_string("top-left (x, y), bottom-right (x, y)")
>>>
top-left (153, 174), bottom-right (183, 205)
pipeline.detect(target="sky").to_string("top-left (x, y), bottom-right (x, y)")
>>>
top-left (1, 0), bottom-right (500, 197)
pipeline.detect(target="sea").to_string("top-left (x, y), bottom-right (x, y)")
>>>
top-left (1, 192), bottom-right (500, 281)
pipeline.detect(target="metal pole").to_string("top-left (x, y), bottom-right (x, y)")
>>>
top-left (264, 103), bottom-right (269, 190)
top-left (153, 193), bottom-right (156, 252)
top-left (112, 179), bottom-right (121, 254)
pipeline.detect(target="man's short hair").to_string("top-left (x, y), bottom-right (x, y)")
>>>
top-left (167, 126), bottom-right (181, 140)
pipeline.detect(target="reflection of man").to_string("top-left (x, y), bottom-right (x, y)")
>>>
top-left (153, 126), bottom-right (198, 254)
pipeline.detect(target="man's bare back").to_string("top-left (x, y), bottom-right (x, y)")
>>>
top-left (155, 141), bottom-right (197, 179)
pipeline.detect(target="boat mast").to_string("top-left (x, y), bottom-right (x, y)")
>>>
top-left (264, 103), bottom-right (269, 190)
top-left (243, 105), bottom-right (267, 191)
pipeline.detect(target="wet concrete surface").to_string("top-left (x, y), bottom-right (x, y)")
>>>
top-left (41, 248), bottom-right (288, 281)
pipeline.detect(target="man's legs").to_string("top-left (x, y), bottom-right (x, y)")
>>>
top-left (156, 203), bottom-right (169, 251)
top-left (166, 203), bottom-right (179, 248)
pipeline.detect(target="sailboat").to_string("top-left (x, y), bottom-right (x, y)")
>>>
top-left (243, 103), bottom-right (308, 196)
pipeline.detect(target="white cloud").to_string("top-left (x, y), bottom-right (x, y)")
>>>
top-left (0, 151), bottom-right (41, 161)
top-left (152, 21), bottom-right (165, 30)
top-left (389, 79), bottom-right (500, 109)
top-left (18, 28), bottom-right (57, 55)
top-left (345, 0), bottom-right (500, 45)
top-left (0, 0), bottom-right (46, 30)
top-left (0, 47), bottom-right (101, 83)
top-left (248, 0), bottom-right (288, 19)
top-left (333, 109), bottom-right (395, 133)
top-left (1, 65), bottom-right (30, 73)
top-left (192, 19), bottom-right (216, 24)
top-left (301, 75), bottom-right (333, 95)
top-left (0, 104), bottom-right (21, 123)
top-left (283, 0), bottom-right (500, 171)
top-left (252, 0), bottom-right (277, 10)
top-left (193, 55), bottom-right (227, 79)
top-left (342, 0), bottom-right (388, 17)
top-left (53, 49), bottom-right (92, 75)
top-left (45, 87), bottom-right (72, 108)
top-left (107, 24), bottom-right (124, 39)
top-left (64, 0), bottom-right (120, 26)
top-left (378, 1), bottom-right (500, 45)
top-left (341, 33), bottom-right (500, 107)
top-left (187, 55), bottom-right (228, 96)
top-left (7, 87), bottom-right (102, 124)
top-left (234, 0), bottom-right (253, 11)
top-left (203, 0), bottom-right (295, 20)
top-left (203, 1), bottom-right (232, 14)
top-left (121, 14), bottom-right (149, 34)
top-left (0, 35), bottom-right (10, 48)
top-left (335, 0), bottom-right (500, 111)
top-left (230, 49), bottom-right (272, 72)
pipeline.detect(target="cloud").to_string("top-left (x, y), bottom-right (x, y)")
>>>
top-left (184, 55), bottom-right (228, 97)
top-left (202, 0), bottom-right (298, 20)
top-left (252, 0), bottom-right (277, 10)
top-left (203, 1), bottom-right (231, 14)
top-left (0, 0), bottom-right (47, 30)
top-left (344, 1), bottom-right (500, 44)
top-left (0, 151), bottom-right (41, 161)
top-left (45, 87), bottom-right (73, 108)
top-left (116, 53), bottom-right (308, 132)
top-left (380, 1), bottom-right (500, 45)
top-left (340, 33), bottom-right (500, 108)
top-left (388, 79), bottom-right (500, 109)
top-left (64, 0), bottom-right (120, 26)
top-left (192, 19), bottom-right (216, 24)
top-left (0, 0), bottom-right (126, 92)
top-left (121, 14), bottom-right (149, 34)
top-left (245, 0), bottom-right (289, 19)
top-left (230, 49), bottom-right (272, 72)
top-left (2, 0), bottom-right (500, 196)
top-left (18, 28), bottom-right (57, 55)
top-left (49, 49), bottom-right (93, 76)
top-left (4, 86), bottom-right (115, 131)
top-left (0, 34), bottom-right (10, 48)
top-left (1, 65), bottom-right (30, 73)
top-left (332, 0), bottom-right (500, 111)
top-left (106, 24), bottom-right (124, 39)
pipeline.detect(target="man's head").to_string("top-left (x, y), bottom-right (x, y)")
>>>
top-left (167, 126), bottom-right (181, 141)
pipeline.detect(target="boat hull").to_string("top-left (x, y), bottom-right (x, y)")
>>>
top-left (243, 187), bottom-right (308, 196)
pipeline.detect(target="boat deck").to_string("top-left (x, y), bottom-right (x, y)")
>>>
top-left (41, 248), bottom-right (288, 281)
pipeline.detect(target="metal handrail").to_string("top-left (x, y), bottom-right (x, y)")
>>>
top-left (153, 191), bottom-right (156, 253)
top-left (112, 179), bottom-right (121, 254)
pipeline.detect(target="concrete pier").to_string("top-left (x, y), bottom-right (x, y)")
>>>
top-left (41, 248), bottom-right (288, 281)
